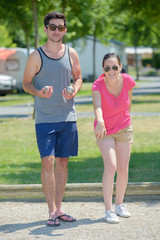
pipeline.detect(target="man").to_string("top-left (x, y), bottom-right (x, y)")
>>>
top-left (23, 11), bottom-right (82, 227)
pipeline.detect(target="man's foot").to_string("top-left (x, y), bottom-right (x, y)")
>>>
top-left (115, 204), bottom-right (131, 218)
top-left (58, 214), bottom-right (76, 222)
top-left (47, 217), bottom-right (60, 227)
top-left (105, 210), bottom-right (120, 224)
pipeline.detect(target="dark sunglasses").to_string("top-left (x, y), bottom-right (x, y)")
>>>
top-left (104, 65), bottom-right (119, 72)
top-left (46, 24), bottom-right (65, 32)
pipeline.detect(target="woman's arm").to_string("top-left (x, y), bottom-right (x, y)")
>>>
top-left (92, 90), bottom-right (106, 140)
top-left (128, 88), bottom-right (133, 113)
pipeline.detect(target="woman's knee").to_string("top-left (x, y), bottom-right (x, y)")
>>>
top-left (104, 162), bottom-right (116, 175)
top-left (117, 166), bottom-right (128, 177)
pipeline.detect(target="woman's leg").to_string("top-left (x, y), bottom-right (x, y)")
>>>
top-left (115, 142), bottom-right (131, 205)
top-left (98, 137), bottom-right (117, 210)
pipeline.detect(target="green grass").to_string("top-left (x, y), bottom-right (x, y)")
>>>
top-left (0, 93), bottom-right (33, 106)
top-left (0, 115), bottom-right (159, 184)
top-left (75, 94), bottom-right (160, 113)
top-left (0, 85), bottom-right (160, 184)
top-left (78, 83), bottom-right (92, 96)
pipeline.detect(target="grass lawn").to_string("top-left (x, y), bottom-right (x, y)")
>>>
top-left (0, 83), bottom-right (160, 184)
top-left (0, 115), bottom-right (159, 184)
top-left (75, 94), bottom-right (160, 113)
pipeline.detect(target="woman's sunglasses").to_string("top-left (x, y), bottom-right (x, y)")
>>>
top-left (104, 65), bottom-right (119, 72)
top-left (46, 24), bottom-right (65, 32)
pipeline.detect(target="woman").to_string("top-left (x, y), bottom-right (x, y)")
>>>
top-left (92, 53), bottom-right (136, 224)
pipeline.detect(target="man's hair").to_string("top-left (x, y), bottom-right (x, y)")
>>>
top-left (102, 53), bottom-right (121, 67)
top-left (44, 11), bottom-right (66, 27)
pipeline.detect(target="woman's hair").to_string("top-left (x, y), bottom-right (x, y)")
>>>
top-left (44, 11), bottom-right (66, 27)
top-left (102, 53), bottom-right (121, 67)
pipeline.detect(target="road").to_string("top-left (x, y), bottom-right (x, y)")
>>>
top-left (0, 199), bottom-right (160, 240)
top-left (0, 77), bottom-right (160, 118)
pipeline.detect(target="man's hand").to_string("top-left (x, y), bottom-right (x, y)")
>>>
top-left (39, 86), bottom-right (53, 98)
top-left (62, 85), bottom-right (76, 100)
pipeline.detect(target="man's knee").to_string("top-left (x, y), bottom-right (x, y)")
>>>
top-left (56, 157), bottom-right (69, 169)
top-left (41, 156), bottom-right (55, 172)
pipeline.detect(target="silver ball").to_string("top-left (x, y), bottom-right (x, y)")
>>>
top-left (66, 86), bottom-right (74, 94)
top-left (43, 86), bottom-right (49, 94)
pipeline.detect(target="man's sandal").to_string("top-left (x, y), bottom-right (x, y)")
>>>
top-left (47, 217), bottom-right (60, 227)
top-left (58, 214), bottom-right (76, 222)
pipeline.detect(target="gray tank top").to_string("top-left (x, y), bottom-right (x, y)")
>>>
top-left (34, 45), bottom-right (77, 124)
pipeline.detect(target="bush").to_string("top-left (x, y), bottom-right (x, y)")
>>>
top-left (152, 53), bottom-right (160, 69)
top-left (142, 58), bottom-right (152, 67)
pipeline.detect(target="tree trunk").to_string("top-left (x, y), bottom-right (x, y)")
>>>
top-left (32, 0), bottom-right (38, 49)
top-left (25, 33), bottom-right (30, 56)
top-left (134, 45), bottom-right (139, 80)
top-left (32, 0), bottom-right (39, 119)
top-left (93, 35), bottom-right (96, 81)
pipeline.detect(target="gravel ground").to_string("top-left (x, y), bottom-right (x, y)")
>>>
top-left (0, 199), bottom-right (160, 240)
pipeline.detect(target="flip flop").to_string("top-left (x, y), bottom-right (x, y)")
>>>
top-left (58, 214), bottom-right (76, 222)
top-left (47, 217), bottom-right (60, 227)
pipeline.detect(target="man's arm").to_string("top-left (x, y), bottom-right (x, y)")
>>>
top-left (70, 47), bottom-right (82, 95)
top-left (62, 47), bottom-right (82, 99)
top-left (23, 51), bottom-right (53, 98)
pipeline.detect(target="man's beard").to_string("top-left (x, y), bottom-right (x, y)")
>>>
top-left (49, 35), bottom-right (63, 43)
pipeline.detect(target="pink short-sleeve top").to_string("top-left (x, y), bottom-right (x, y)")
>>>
top-left (92, 73), bottom-right (136, 135)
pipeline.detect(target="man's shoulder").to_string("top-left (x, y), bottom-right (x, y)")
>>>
top-left (68, 45), bottom-right (77, 54)
top-left (28, 49), bottom-right (41, 62)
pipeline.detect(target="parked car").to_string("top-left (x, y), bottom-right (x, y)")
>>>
top-left (0, 74), bottom-right (17, 96)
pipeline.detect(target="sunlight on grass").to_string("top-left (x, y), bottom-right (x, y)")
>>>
top-left (0, 116), bottom-right (160, 184)
top-left (0, 87), bottom-right (160, 184)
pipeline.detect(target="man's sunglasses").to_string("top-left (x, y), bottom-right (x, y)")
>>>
top-left (104, 65), bottom-right (119, 72)
top-left (46, 24), bottom-right (65, 32)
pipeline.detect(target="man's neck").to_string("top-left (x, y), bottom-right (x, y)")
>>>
top-left (45, 40), bottom-right (64, 52)
top-left (42, 41), bottom-right (65, 59)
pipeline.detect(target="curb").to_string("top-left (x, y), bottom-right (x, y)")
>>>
top-left (0, 182), bottom-right (160, 200)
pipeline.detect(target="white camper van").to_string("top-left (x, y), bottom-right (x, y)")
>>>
top-left (0, 48), bottom-right (31, 95)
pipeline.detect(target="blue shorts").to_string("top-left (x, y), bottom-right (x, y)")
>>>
top-left (35, 121), bottom-right (78, 158)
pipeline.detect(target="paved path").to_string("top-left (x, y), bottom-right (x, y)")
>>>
top-left (0, 199), bottom-right (160, 240)
top-left (0, 78), bottom-right (159, 118)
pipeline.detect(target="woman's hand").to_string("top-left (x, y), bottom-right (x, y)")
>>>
top-left (95, 121), bottom-right (107, 140)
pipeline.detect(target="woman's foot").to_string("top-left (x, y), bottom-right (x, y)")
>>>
top-left (105, 210), bottom-right (120, 224)
top-left (115, 204), bottom-right (131, 218)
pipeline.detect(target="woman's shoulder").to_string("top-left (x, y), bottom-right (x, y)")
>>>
top-left (121, 73), bottom-right (136, 88)
top-left (121, 73), bottom-right (132, 79)
top-left (92, 74), bottom-right (105, 91)
top-left (93, 74), bottom-right (105, 84)
top-left (121, 73), bottom-right (135, 82)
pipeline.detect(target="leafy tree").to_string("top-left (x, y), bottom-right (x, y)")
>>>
top-left (60, 0), bottom-right (93, 41)
top-left (109, 0), bottom-right (160, 79)
top-left (0, 0), bottom-right (33, 53)
top-left (88, 0), bottom-right (112, 80)
top-left (0, 25), bottom-right (17, 47)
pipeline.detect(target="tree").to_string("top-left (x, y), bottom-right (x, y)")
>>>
top-left (70, 0), bottom-right (113, 80)
top-left (32, 0), bottom-right (38, 49)
top-left (109, 0), bottom-right (160, 79)
top-left (0, 25), bottom-right (17, 47)
top-left (0, 0), bottom-right (33, 53)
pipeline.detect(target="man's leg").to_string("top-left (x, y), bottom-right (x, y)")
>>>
top-left (41, 155), bottom-right (59, 223)
top-left (54, 157), bottom-right (76, 221)
top-left (55, 157), bottom-right (68, 213)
